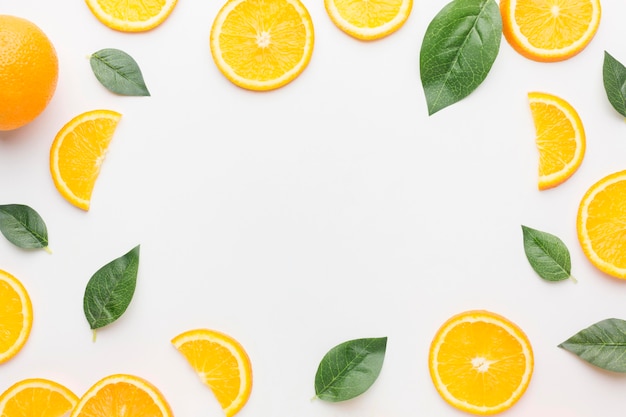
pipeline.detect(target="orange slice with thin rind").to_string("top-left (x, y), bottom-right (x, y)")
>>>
top-left (49, 109), bottom-right (122, 211)
top-left (84, 0), bottom-right (178, 32)
top-left (0, 269), bottom-right (33, 364)
top-left (0, 378), bottom-right (78, 417)
top-left (429, 310), bottom-right (534, 415)
top-left (172, 328), bottom-right (252, 417)
top-left (324, 0), bottom-right (413, 40)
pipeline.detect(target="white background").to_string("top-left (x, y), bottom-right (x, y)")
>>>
top-left (2, 1), bottom-right (626, 416)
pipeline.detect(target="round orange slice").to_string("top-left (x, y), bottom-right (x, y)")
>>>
top-left (577, 170), bottom-right (626, 279)
top-left (210, 0), bottom-right (314, 91)
top-left (49, 109), bottom-right (122, 211)
top-left (70, 374), bottom-right (173, 417)
top-left (84, 0), bottom-right (178, 32)
top-left (0, 269), bottom-right (33, 364)
top-left (172, 328), bottom-right (252, 417)
top-left (501, 0), bottom-right (601, 62)
top-left (429, 310), bottom-right (534, 415)
top-left (0, 378), bottom-right (78, 417)
top-left (528, 92), bottom-right (585, 190)
top-left (324, 0), bottom-right (412, 40)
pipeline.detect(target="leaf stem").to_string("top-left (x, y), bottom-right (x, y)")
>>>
top-left (569, 274), bottom-right (578, 284)
top-left (43, 245), bottom-right (52, 254)
top-left (92, 329), bottom-right (97, 343)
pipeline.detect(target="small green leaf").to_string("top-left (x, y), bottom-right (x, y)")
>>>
top-left (602, 51), bottom-right (626, 118)
top-left (559, 318), bottom-right (626, 373)
top-left (419, 0), bottom-right (502, 115)
top-left (84, 245), bottom-right (140, 337)
top-left (0, 204), bottom-right (49, 251)
top-left (314, 337), bottom-right (387, 402)
top-left (90, 48), bottom-right (150, 96)
top-left (521, 225), bottom-right (574, 282)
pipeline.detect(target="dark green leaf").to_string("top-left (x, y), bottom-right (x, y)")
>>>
top-left (603, 51), bottom-right (626, 117)
top-left (559, 318), bottom-right (626, 372)
top-left (521, 225), bottom-right (573, 282)
top-left (90, 48), bottom-right (150, 96)
top-left (314, 337), bottom-right (387, 402)
top-left (84, 245), bottom-right (140, 337)
top-left (419, 0), bottom-right (502, 115)
top-left (0, 204), bottom-right (49, 251)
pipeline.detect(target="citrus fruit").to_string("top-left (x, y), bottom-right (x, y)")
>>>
top-left (49, 109), bottom-right (122, 211)
top-left (324, 0), bottom-right (412, 40)
top-left (0, 378), bottom-right (79, 417)
top-left (429, 310), bottom-right (534, 415)
top-left (0, 15), bottom-right (58, 131)
top-left (500, 0), bottom-right (601, 62)
top-left (0, 269), bottom-right (33, 364)
top-left (577, 170), bottom-right (626, 279)
top-left (70, 374), bottom-right (173, 417)
top-left (84, 0), bottom-right (178, 32)
top-left (210, 0), bottom-right (314, 91)
top-left (528, 92), bottom-right (585, 190)
top-left (172, 328), bottom-right (252, 417)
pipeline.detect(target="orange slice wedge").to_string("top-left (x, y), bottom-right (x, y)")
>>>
top-left (324, 0), bottom-right (412, 40)
top-left (528, 92), bottom-right (585, 190)
top-left (577, 170), bottom-right (626, 279)
top-left (0, 378), bottom-right (78, 417)
top-left (501, 0), bottom-right (601, 62)
top-left (210, 0), bottom-right (315, 91)
top-left (49, 109), bottom-right (122, 211)
top-left (0, 269), bottom-right (33, 364)
top-left (429, 310), bottom-right (534, 415)
top-left (172, 328), bottom-right (252, 417)
top-left (84, 0), bottom-right (178, 32)
top-left (70, 374), bottom-right (173, 417)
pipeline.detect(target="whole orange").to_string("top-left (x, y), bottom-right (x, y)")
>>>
top-left (0, 15), bottom-right (58, 131)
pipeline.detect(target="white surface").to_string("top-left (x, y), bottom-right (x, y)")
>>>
top-left (1, 1), bottom-right (626, 416)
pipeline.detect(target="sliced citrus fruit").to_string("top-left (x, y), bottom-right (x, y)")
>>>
top-left (528, 92), bottom-right (585, 190)
top-left (210, 0), bottom-right (315, 91)
top-left (500, 0), bottom-right (601, 62)
top-left (429, 310), bottom-right (534, 415)
top-left (0, 378), bottom-right (79, 417)
top-left (172, 328), bottom-right (252, 417)
top-left (70, 374), bottom-right (173, 417)
top-left (577, 170), bottom-right (626, 279)
top-left (84, 0), bottom-right (178, 32)
top-left (324, 0), bottom-right (412, 40)
top-left (49, 109), bottom-right (122, 211)
top-left (0, 269), bottom-right (33, 364)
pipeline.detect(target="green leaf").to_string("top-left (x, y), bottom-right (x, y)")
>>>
top-left (90, 48), bottom-right (150, 96)
top-left (419, 0), bottom-right (502, 115)
top-left (84, 245), bottom-right (140, 337)
top-left (602, 51), bottom-right (626, 118)
top-left (559, 318), bottom-right (626, 372)
top-left (521, 225), bottom-right (574, 282)
top-left (0, 204), bottom-right (49, 251)
top-left (314, 337), bottom-right (387, 402)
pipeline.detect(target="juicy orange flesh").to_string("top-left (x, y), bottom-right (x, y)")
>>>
top-left (333, 0), bottom-right (404, 28)
top-left (2, 387), bottom-right (75, 417)
top-left (176, 339), bottom-right (241, 409)
top-left (0, 280), bottom-right (25, 355)
top-left (56, 117), bottom-right (118, 201)
top-left (515, 0), bottom-right (595, 49)
top-left (78, 382), bottom-right (163, 417)
top-left (584, 180), bottom-right (626, 269)
top-left (219, 0), bottom-right (307, 81)
top-left (530, 100), bottom-right (577, 177)
top-left (435, 321), bottom-right (527, 407)
top-left (97, 0), bottom-right (168, 22)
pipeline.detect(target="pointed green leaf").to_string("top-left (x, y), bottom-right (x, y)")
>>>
top-left (521, 225), bottom-right (573, 282)
top-left (314, 337), bottom-right (387, 402)
top-left (0, 204), bottom-right (49, 250)
top-left (90, 48), bottom-right (150, 96)
top-left (603, 51), bottom-right (626, 118)
top-left (84, 245), bottom-right (140, 335)
top-left (420, 0), bottom-right (502, 115)
top-left (559, 318), bottom-right (626, 372)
